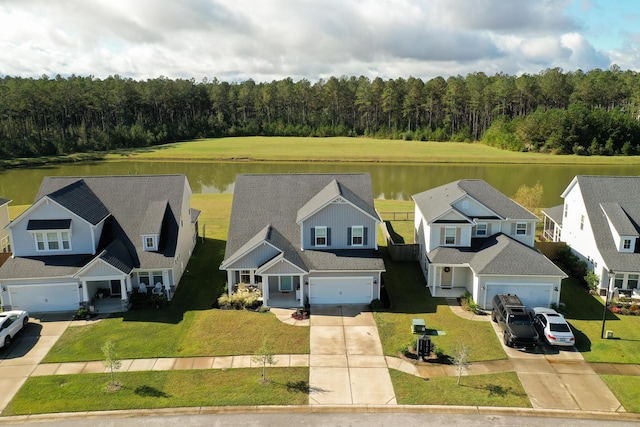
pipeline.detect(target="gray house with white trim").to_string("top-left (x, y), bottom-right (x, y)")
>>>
top-left (0, 175), bottom-right (200, 313)
top-left (413, 179), bottom-right (566, 309)
top-left (220, 173), bottom-right (385, 307)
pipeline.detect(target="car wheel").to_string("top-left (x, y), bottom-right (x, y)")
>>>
top-left (491, 311), bottom-right (497, 322)
top-left (503, 332), bottom-right (511, 347)
top-left (4, 336), bottom-right (10, 348)
top-left (23, 317), bottom-right (29, 327)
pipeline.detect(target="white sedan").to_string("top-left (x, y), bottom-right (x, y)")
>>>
top-left (0, 310), bottom-right (29, 348)
top-left (529, 307), bottom-right (575, 347)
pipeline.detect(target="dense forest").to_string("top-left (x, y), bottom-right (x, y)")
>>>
top-left (1, 66), bottom-right (640, 159)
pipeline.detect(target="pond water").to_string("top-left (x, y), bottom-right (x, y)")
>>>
top-left (0, 160), bottom-right (638, 207)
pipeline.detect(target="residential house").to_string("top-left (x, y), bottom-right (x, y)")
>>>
top-left (220, 173), bottom-right (385, 307)
top-left (413, 179), bottom-right (566, 309)
top-left (0, 175), bottom-right (200, 313)
top-left (543, 175), bottom-right (640, 295)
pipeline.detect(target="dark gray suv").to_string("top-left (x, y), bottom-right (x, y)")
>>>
top-left (492, 294), bottom-right (538, 348)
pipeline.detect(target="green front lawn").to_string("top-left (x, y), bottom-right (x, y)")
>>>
top-left (374, 249), bottom-right (506, 362)
top-left (561, 276), bottom-right (640, 364)
top-left (2, 368), bottom-right (309, 416)
top-left (390, 370), bottom-right (530, 407)
top-left (600, 375), bottom-right (640, 413)
top-left (44, 194), bottom-right (309, 363)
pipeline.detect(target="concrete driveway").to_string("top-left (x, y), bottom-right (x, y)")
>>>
top-left (309, 305), bottom-right (396, 405)
top-left (0, 313), bottom-right (72, 412)
top-left (490, 320), bottom-right (624, 412)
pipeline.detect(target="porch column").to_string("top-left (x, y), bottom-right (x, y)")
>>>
top-left (227, 270), bottom-right (234, 296)
top-left (120, 278), bottom-right (127, 301)
top-left (81, 280), bottom-right (89, 302)
top-left (298, 275), bottom-right (304, 307)
top-left (262, 276), bottom-right (269, 306)
top-left (162, 271), bottom-right (170, 290)
top-left (249, 270), bottom-right (255, 286)
top-left (125, 275), bottom-right (132, 293)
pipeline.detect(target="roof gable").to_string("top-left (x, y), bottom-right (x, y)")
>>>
top-left (413, 179), bottom-right (537, 224)
top-left (296, 179), bottom-right (379, 224)
top-left (45, 179), bottom-right (110, 225)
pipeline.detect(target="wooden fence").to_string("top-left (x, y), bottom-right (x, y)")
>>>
top-left (534, 241), bottom-right (567, 261)
top-left (378, 211), bottom-right (414, 221)
top-left (380, 220), bottom-right (419, 262)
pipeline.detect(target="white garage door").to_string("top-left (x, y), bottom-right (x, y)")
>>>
top-left (309, 277), bottom-right (372, 304)
top-left (484, 283), bottom-right (553, 310)
top-left (9, 284), bottom-right (79, 312)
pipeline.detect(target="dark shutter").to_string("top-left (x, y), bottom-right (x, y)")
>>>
top-left (327, 228), bottom-right (331, 246)
top-left (310, 227), bottom-right (315, 246)
top-left (347, 227), bottom-right (352, 246)
top-left (363, 227), bottom-right (368, 245)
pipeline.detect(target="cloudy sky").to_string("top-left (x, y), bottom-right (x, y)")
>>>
top-left (1, 0), bottom-right (639, 82)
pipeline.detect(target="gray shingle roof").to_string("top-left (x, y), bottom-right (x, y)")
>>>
top-left (572, 176), bottom-right (640, 272)
top-left (0, 198), bottom-right (10, 207)
top-left (44, 179), bottom-right (110, 225)
top-left (0, 175), bottom-right (190, 280)
top-left (429, 233), bottom-right (566, 277)
top-left (412, 179), bottom-right (538, 223)
top-left (542, 205), bottom-right (563, 226)
top-left (140, 200), bottom-right (168, 235)
top-left (223, 173), bottom-right (384, 273)
top-left (99, 239), bottom-right (135, 274)
top-left (600, 202), bottom-right (638, 236)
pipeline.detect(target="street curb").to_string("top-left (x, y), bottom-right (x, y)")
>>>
top-left (1, 404), bottom-right (638, 424)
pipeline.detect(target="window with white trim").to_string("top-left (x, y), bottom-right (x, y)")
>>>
top-left (143, 234), bottom-right (158, 251)
top-left (475, 223), bottom-right (487, 236)
top-left (34, 231), bottom-right (70, 251)
top-left (623, 239), bottom-right (632, 250)
top-left (315, 226), bottom-right (327, 246)
top-left (444, 227), bottom-right (456, 245)
top-left (614, 273), bottom-right (624, 289)
top-left (351, 226), bottom-right (364, 246)
top-left (515, 223), bottom-right (527, 235)
top-left (628, 274), bottom-right (639, 289)
top-left (240, 270), bottom-right (251, 283)
top-left (139, 272), bottom-right (150, 286)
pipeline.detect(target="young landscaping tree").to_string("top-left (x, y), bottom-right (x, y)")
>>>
top-left (251, 338), bottom-right (277, 383)
top-left (450, 343), bottom-right (471, 386)
top-left (585, 271), bottom-right (600, 292)
top-left (102, 340), bottom-right (122, 387)
top-left (513, 182), bottom-right (544, 215)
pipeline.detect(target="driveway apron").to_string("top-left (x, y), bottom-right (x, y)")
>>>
top-left (309, 305), bottom-right (396, 405)
top-left (490, 321), bottom-right (623, 412)
top-left (0, 314), bottom-right (72, 413)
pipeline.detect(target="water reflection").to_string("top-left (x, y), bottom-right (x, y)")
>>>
top-left (1, 161), bottom-right (638, 207)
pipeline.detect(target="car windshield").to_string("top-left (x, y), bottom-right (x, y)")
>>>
top-left (508, 314), bottom-right (531, 325)
top-left (550, 323), bottom-right (571, 332)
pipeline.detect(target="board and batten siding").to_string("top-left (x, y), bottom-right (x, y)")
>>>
top-left (81, 260), bottom-right (126, 278)
top-left (303, 203), bottom-right (377, 250)
top-left (261, 259), bottom-right (303, 275)
top-left (11, 202), bottom-right (97, 257)
top-left (225, 243), bottom-right (280, 269)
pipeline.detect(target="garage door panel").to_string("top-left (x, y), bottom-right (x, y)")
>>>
top-left (485, 283), bottom-right (552, 310)
top-left (309, 277), bottom-right (372, 304)
top-left (9, 284), bottom-right (79, 312)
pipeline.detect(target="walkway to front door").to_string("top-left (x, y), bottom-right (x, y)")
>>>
top-left (308, 305), bottom-right (397, 405)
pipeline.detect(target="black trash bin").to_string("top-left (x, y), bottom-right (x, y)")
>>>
top-left (416, 334), bottom-right (431, 359)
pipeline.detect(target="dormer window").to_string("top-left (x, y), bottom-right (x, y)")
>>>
top-left (34, 231), bottom-right (71, 252)
top-left (27, 220), bottom-right (72, 252)
top-left (142, 234), bottom-right (158, 251)
top-left (314, 227), bottom-right (327, 247)
top-left (624, 239), bottom-right (631, 250)
top-left (351, 226), bottom-right (364, 246)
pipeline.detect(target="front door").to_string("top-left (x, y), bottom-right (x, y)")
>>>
top-left (110, 280), bottom-right (122, 296)
top-left (441, 266), bottom-right (452, 288)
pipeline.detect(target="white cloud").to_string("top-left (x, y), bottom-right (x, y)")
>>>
top-left (0, 0), bottom-right (629, 81)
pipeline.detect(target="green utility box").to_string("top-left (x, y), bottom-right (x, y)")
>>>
top-left (412, 318), bottom-right (426, 334)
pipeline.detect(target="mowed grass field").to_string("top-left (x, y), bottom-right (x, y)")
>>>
top-left (107, 136), bottom-right (640, 165)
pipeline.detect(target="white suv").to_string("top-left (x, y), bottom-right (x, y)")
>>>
top-left (0, 310), bottom-right (29, 348)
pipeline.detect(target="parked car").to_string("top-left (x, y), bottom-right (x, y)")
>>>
top-left (492, 294), bottom-right (538, 348)
top-left (0, 310), bottom-right (29, 348)
top-left (529, 307), bottom-right (575, 347)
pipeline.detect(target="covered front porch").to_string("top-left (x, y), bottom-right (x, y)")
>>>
top-left (427, 264), bottom-right (472, 298)
top-left (227, 269), bottom-right (307, 308)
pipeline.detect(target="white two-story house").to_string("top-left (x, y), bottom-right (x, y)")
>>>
top-left (220, 173), bottom-right (385, 307)
top-left (413, 179), bottom-right (566, 309)
top-left (0, 175), bottom-right (200, 313)
top-left (543, 175), bottom-right (640, 296)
